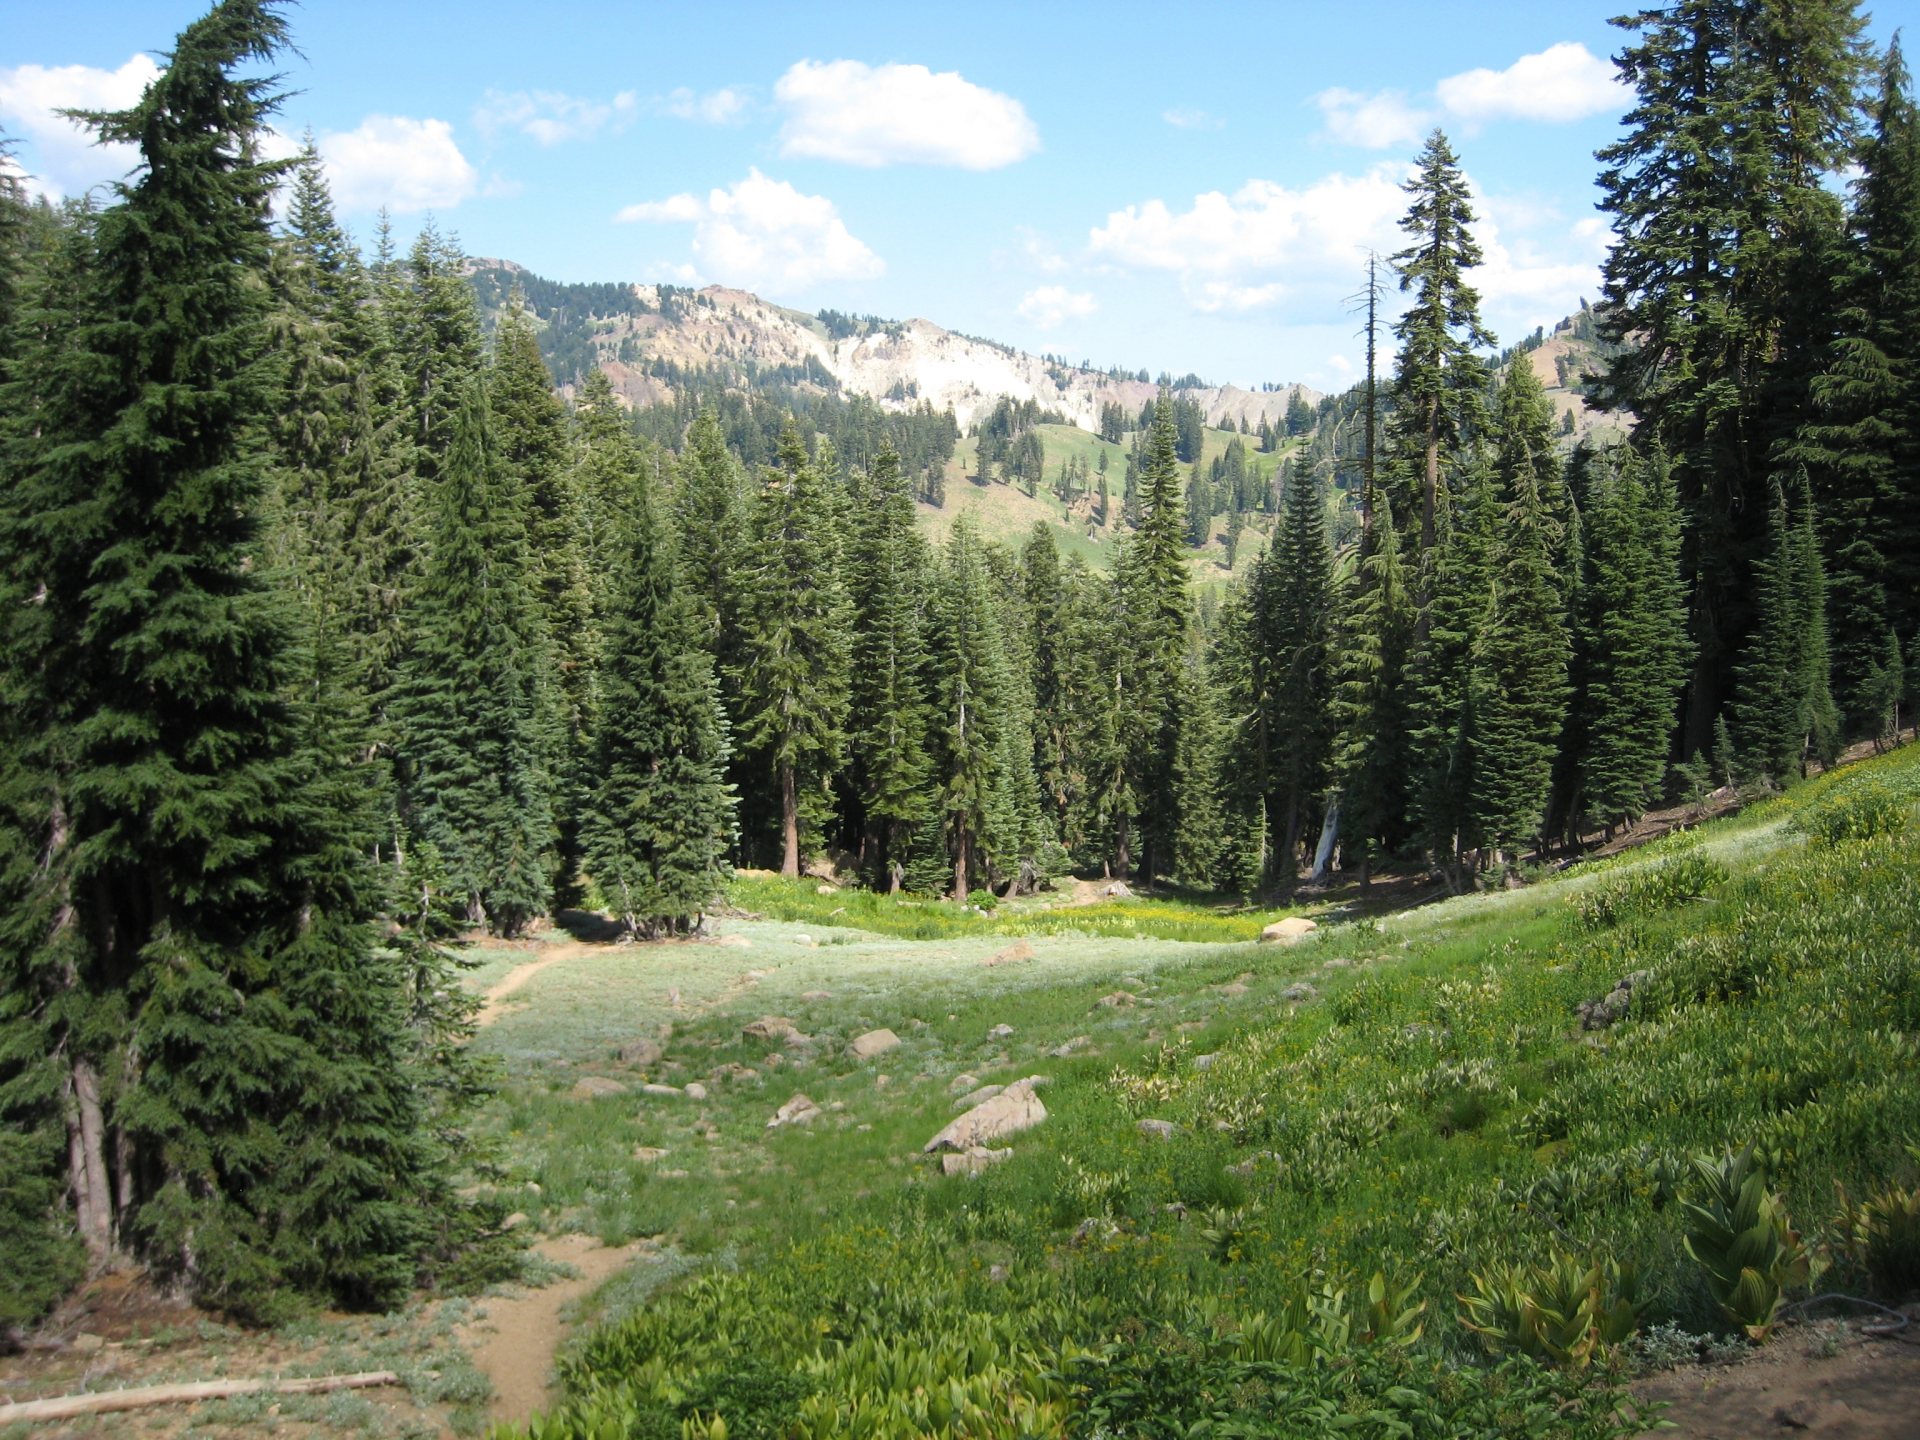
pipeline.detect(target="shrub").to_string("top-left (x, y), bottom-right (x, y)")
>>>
top-left (1680, 1147), bottom-right (1813, 1341)
top-left (1571, 852), bottom-right (1727, 932)
top-left (1458, 1250), bottom-right (1643, 1370)
top-left (1790, 779), bottom-right (1912, 847)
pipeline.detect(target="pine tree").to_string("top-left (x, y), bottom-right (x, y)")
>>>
top-left (845, 443), bottom-right (934, 888)
top-left (1596, 0), bottom-right (1868, 756)
top-left (582, 424), bottom-right (733, 936)
top-left (1389, 130), bottom-right (1494, 559)
top-left (1730, 474), bottom-right (1838, 782)
top-left (1264, 461), bottom-right (1335, 877)
top-left (1171, 649), bottom-right (1227, 888)
top-left (929, 515), bottom-right (1007, 898)
top-left (736, 420), bottom-right (851, 877)
top-left (392, 380), bottom-right (555, 934)
top-left (1328, 498), bottom-right (1414, 887)
top-left (1572, 447), bottom-right (1692, 834)
top-left (0, 0), bottom-right (462, 1317)
top-left (1118, 395), bottom-right (1193, 880)
top-left (1467, 362), bottom-right (1572, 859)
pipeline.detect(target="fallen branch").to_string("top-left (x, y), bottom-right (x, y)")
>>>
top-left (0, 1369), bottom-right (400, 1425)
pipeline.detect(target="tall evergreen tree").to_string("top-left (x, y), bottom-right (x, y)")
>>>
top-left (1328, 498), bottom-right (1414, 887)
top-left (736, 420), bottom-right (851, 877)
top-left (1264, 462), bottom-right (1336, 877)
top-left (582, 424), bottom-right (733, 936)
top-left (929, 515), bottom-right (1008, 898)
top-left (391, 380), bottom-right (555, 934)
top-left (0, 0), bottom-right (462, 1316)
top-left (1730, 474), bottom-right (1839, 781)
top-left (1467, 362), bottom-right (1572, 859)
top-left (1388, 129), bottom-right (1494, 559)
top-left (844, 443), bottom-right (934, 888)
top-left (1571, 447), bottom-right (1692, 835)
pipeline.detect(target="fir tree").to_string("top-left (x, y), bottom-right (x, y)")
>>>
top-left (1328, 498), bottom-right (1414, 887)
top-left (1730, 474), bottom-right (1838, 782)
top-left (1467, 362), bottom-right (1572, 859)
top-left (0, 0), bottom-right (462, 1316)
top-left (736, 420), bottom-right (851, 877)
top-left (929, 515), bottom-right (1008, 898)
top-left (392, 380), bottom-right (555, 934)
top-left (845, 443), bottom-right (934, 888)
top-left (582, 426), bottom-right (733, 936)
top-left (1389, 130), bottom-right (1494, 559)
top-left (1264, 461), bottom-right (1335, 877)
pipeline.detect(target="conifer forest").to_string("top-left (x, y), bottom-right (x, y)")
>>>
top-left (4, 2), bottom-right (1920, 1436)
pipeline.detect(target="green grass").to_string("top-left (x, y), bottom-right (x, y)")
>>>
top-left (476, 744), bottom-right (1920, 1440)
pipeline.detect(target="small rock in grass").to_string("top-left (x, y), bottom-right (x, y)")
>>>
top-left (502, 1213), bottom-right (530, 1231)
top-left (1280, 983), bottom-right (1318, 1004)
top-left (633, 1146), bottom-right (669, 1163)
top-left (849, 1028), bottom-right (901, 1060)
top-left (795, 933), bottom-right (815, 947)
top-left (949, 1072), bottom-right (980, 1093)
top-left (983, 940), bottom-right (1034, 967)
top-left (1048, 1035), bottom-right (1091, 1058)
top-left (768, 1093), bottom-right (821, 1128)
top-left (925, 1078), bottom-right (1048, 1152)
top-left (616, 1038), bottom-right (663, 1067)
top-left (71, 1332), bottom-right (106, 1353)
top-left (1194, 1053), bottom-right (1218, 1072)
top-left (1260, 917), bottom-right (1318, 944)
top-left (683, 1082), bottom-right (708, 1101)
top-left (570, 1077), bottom-right (628, 1100)
top-left (874, 1074), bottom-right (892, 1089)
top-left (940, 1146), bottom-right (1012, 1177)
top-left (640, 1083), bottom-right (683, 1097)
top-left (1217, 982), bottom-right (1249, 997)
top-left (1137, 1119), bottom-right (1178, 1141)
top-left (1096, 991), bottom-right (1136, 1009)
top-left (815, 883), bottom-right (837, 895)
top-left (1104, 881), bottom-right (1134, 899)
top-left (988, 1023), bottom-right (1015, 1039)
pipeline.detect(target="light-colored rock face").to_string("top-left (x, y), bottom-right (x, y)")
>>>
top-left (940, 1146), bottom-right (1012, 1177)
top-left (924, 1077), bottom-right (1047, 1152)
top-left (848, 1028), bottom-right (901, 1060)
top-left (569, 1077), bottom-right (628, 1100)
top-left (768, 1093), bottom-right (821, 1128)
top-left (483, 265), bottom-right (1316, 434)
top-left (616, 1038), bottom-right (663, 1068)
top-left (743, 1016), bottom-right (812, 1048)
top-left (1260, 917), bottom-right (1319, 943)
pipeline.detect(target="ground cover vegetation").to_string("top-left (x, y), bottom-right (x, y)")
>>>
top-left (1, 0), bottom-right (1919, 1431)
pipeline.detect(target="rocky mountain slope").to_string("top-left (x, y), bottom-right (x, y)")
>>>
top-left (467, 259), bottom-right (1317, 435)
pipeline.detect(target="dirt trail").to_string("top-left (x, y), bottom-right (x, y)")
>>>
top-left (1633, 1325), bottom-right (1920, 1438)
top-left (477, 942), bottom-right (602, 1026)
top-left (469, 1234), bottom-right (651, 1428)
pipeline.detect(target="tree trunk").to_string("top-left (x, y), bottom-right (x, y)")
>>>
top-left (779, 761), bottom-right (800, 879)
top-left (951, 822), bottom-right (969, 901)
top-left (67, 1060), bottom-right (116, 1265)
top-left (1114, 815), bottom-right (1131, 880)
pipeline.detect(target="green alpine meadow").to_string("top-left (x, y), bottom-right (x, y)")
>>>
top-left (2, 1), bottom-right (1918, 1436)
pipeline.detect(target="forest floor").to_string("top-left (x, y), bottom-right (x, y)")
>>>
top-left (6, 748), bottom-right (1919, 1439)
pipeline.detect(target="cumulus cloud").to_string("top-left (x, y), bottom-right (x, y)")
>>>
top-left (1163, 107), bottom-right (1223, 131)
top-left (1017, 286), bottom-right (1097, 329)
top-left (661, 87), bottom-right (750, 125)
top-left (1436, 42), bottom-right (1625, 125)
top-left (320, 115), bottom-right (477, 213)
top-left (475, 87), bottom-right (638, 145)
top-left (1089, 168), bottom-right (1409, 294)
top-left (1317, 43), bottom-right (1625, 150)
top-left (0, 54), bottom-right (160, 197)
top-left (616, 168), bottom-right (883, 293)
top-left (1313, 87), bottom-right (1430, 150)
top-left (774, 59), bottom-right (1038, 169)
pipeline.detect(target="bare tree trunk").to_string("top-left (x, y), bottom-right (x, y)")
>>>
top-left (67, 1061), bottom-right (115, 1265)
top-left (779, 762), bottom-right (800, 880)
top-left (951, 822), bottom-right (969, 901)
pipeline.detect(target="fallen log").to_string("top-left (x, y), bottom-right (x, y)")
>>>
top-left (0, 1369), bottom-right (400, 1425)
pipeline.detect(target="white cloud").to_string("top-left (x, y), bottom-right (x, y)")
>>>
top-left (1326, 354), bottom-right (1356, 375)
top-left (0, 54), bottom-right (160, 197)
top-left (1192, 280), bottom-right (1286, 314)
top-left (319, 116), bottom-right (477, 213)
top-left (1163, 107), bottom-right (1223, 131)
top-left (1436, 42), bottom-right (1625, 126)
top-left (615, 168), bottom-right (883, 294)
top-left (774, 59), bottom-right (1038, 169)
top-left (1313, 87), bottom-right (1430, 150)
top-left (1017, 286), bottom-right (1097, 329)
top-left (662, 87), bottom-right (750, 125)
top-left (474, 88), bottom-right (638, 145)
top-left (1090, 168), bottom-right (1409, 295)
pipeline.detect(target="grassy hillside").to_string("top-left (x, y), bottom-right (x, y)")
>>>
top-left (476, 745), bottom-right (1920, 1440)
top-left (925, 423), bottom-right (1296, 586)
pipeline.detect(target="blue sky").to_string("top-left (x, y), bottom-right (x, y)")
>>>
top-left (5, 1), bottom-right (1913, 390)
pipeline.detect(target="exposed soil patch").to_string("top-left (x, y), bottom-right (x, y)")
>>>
top-left (1632, 1323), bottom-right (1920, 1438)
top-left (478, 941), bottom-right (607, 1026)
top-left (466, 1234), bottom-right (652, 1428)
